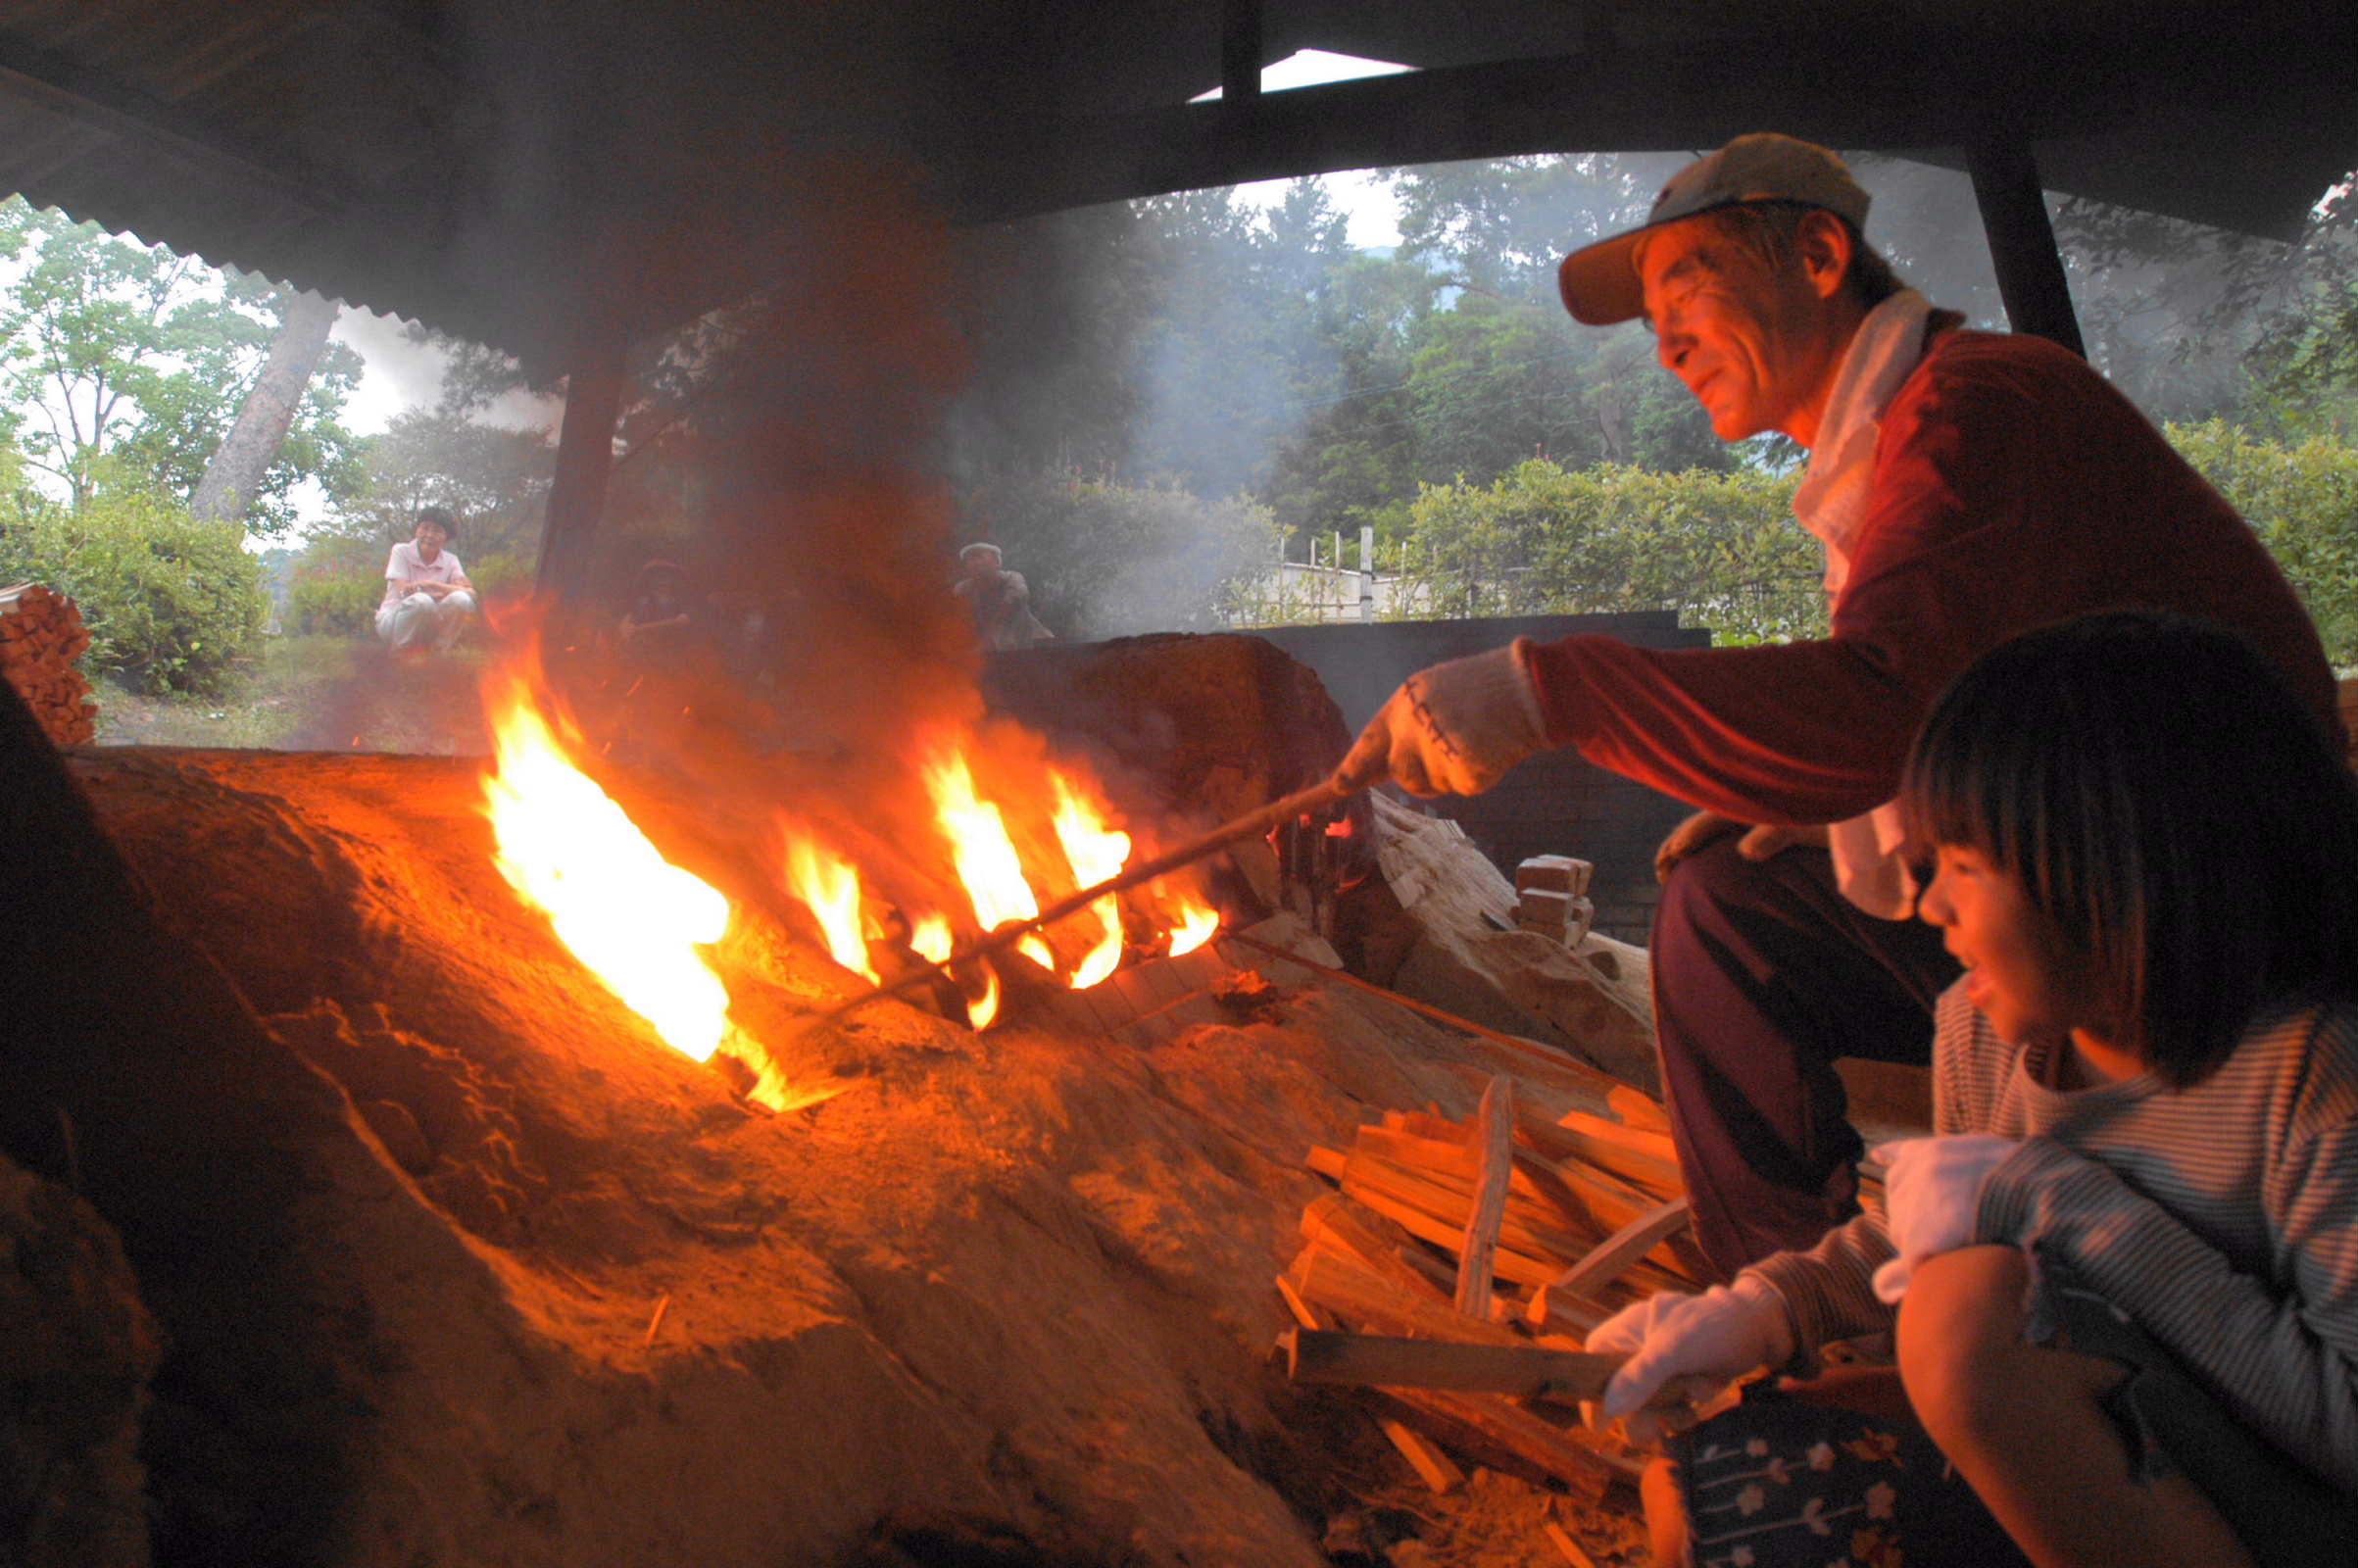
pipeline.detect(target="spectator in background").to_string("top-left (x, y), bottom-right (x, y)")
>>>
top-left (376, 507), bottom-right (476, 656)
top-left (617, 559), bottom-right (700, 667)
top-left (953, 542), bottom-right (1053, 652)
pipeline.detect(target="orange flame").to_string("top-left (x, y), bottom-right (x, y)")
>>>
top-left (909, 908), bottom-right (1001, 1030)
top-left (1049, 770), bottom-right (1129, 990)
top-left (480, 673), bottom-right (732, 1061)
top-left (780, 830), bottom-right (879, 984)
top-left (1167, 893), bottom-right (1219, 956)
top-left (923, 747), bottom-right (1056, 973)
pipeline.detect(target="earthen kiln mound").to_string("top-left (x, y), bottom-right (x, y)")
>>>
top-left (0, 633), bottom-right (1650, 1567)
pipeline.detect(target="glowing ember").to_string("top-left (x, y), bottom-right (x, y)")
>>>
top-left (1049, 770), bottom-right (1129, 991)
top-left (780, 831), bottom-right (880, 984)
top-left (480, 674), bottom-right (732, 1061)
top-left (924, 747), bottom-right (1056, 972)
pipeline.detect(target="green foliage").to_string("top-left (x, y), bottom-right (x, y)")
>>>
top-left (958, 471), bottom-right (1284, 639)
top-left (285, 571), bottom-right (380, 638)
top-left (327, 408), bottom-right (554, 561)
top-left (2167, 419), bottom-right (2358, 666)
top-left (0, 491), bottom-right (266, 694)
top-left (0, 197), bottom-right (364, 533)
top-left (1398, 459), bottom-right (1822, 643)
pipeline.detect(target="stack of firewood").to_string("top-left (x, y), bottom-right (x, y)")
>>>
top-left (0, 583), bottom-right (98, 746)
top-left (1277, 1025), bottom-right (1712, 1513)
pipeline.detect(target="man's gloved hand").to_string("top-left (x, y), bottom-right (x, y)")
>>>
top-left (1336, 641), bottom-right (1547, 797)
top-left (1586, 1277), bottom-right (1795, 1444)
top-left (1870, 1135), bottom-right (2020, 1304)
top-left (1653, 811), bottom-right (1831, 885)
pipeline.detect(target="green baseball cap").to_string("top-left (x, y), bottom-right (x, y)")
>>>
top-left (1557, 133), bottom-right (1872, 325)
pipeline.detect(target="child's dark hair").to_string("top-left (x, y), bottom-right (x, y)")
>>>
top-left (1902, 610), bottom-right (2358, 1086)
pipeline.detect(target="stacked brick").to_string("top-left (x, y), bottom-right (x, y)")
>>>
top-left (1513, 856), bottom-right (1595, 948)
top-left (0, 583), bottom-right (98, 746)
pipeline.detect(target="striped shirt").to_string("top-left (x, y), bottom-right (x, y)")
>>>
top-left (1748, 988), bottom-right (2358, 1491)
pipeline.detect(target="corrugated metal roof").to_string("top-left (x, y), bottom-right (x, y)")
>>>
top-left (0, 1), bottom-right (2347, 368)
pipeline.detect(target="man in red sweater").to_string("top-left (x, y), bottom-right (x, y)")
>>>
top-left (1340, 134), bottom-right (2339, 1275)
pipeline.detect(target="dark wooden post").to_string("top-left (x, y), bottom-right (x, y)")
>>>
top-left (1967, 138), bottom-right (2087, 357)
top-left (1222, 0), bottom-right (1262, 107)
top-left (535, 325), bottom-right (628, 600)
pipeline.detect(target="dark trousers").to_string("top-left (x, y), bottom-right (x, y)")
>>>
top-left (1651, 837), bottom-right (1960, 1277)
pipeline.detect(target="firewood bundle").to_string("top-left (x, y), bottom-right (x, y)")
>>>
top-left (1278, 1030), bottom-right (1714, 1508)
top-left (0, 584), bottom-right (97, 746)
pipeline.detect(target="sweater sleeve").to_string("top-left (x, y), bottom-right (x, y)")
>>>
top-left (1978, 1124), bottom-right (2358, 1491)
top-left (1523, 342), bottom-right (2118, 824)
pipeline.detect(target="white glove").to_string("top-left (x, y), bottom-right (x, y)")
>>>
top-left (1587, 1277), bottom-right (1794, 1438)
top-left (1337, 641), bottom-right (1547, 797)
top-left (1871, 1135), bottom-right (2020, 1303)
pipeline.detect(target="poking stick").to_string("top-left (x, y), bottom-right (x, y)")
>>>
top-left (641, 1293), bottom-right (671, 1348)
top-left (1283, 1328), bottom-right (1625, 1404)
top-left (796, 773), bottom-right (1358, 1032)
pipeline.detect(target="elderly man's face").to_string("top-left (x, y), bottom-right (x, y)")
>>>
top-left (1639, 219), bottom-right (1836, 443)
top-left (959, 550), bottom-right (999, 582)
top-left (413, 520), bottom-right (448, 561)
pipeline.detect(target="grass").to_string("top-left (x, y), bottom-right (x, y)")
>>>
top-left (93, 634), bottom-right (492, 754)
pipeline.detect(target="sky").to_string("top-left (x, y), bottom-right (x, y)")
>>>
top-left (296, 48), bottom-right (1417, 528)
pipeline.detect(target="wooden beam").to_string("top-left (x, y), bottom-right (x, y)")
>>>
top-left (1967, 138), bottom-right (2086, 357)
top-left (537, 327), bottom-right (629, 599)
top-left (1221, 0), bottom-right (1262, 109)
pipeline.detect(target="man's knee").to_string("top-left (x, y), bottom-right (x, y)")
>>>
top-left (440, 590), bottom-right (477, 615)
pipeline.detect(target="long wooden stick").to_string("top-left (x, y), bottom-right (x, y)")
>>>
top-left (1284, 1328), bottom-right (1625, 1404)
top-left (801, 773), bottom-right (1356, 1030)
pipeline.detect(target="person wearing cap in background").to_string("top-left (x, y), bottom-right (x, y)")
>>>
top-left (1338, 133), bottom-right (2340, 1278)
top-left (952, 541), bottom-right (1054, 652)
top-left (376, 506), bottom-right (476, 657)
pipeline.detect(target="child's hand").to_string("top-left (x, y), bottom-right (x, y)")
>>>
top-left (1871, 1135), bottom-right (2021, 1303)
top-left (1587, 1278), bottom-right (1794, 1442)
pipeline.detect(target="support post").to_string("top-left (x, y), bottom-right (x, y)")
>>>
top-left (1358, 523), bottom-right (1376, 623)
top-left (1966, 138), bottom-right (2086, 358)
top-left (1221, 0), bottom-right (1261, 107)
top-left (536, 326), bottom-right (629, 599)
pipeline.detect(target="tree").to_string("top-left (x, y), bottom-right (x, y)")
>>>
top-left (0, 198), bottom-right (365, 532)
top-left (327, 409), bottom-right (556, 563)
top-left (190, 290), bottom-right (342, 521)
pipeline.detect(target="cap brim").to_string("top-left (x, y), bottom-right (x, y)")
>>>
top-left (1557, 229), bottom-right (1649, 325)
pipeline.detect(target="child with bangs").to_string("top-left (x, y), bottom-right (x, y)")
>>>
top-left (1590, 610), bottom-right (2358, 1567)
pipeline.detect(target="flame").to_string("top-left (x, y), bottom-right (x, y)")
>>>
top-left (909, 910), bottom-right (954, 965)
top-left (923, 747), bottom-right (1056, 972)
top-left (780, 830), bottom-right (879, 984)
top-left (1167, 892), bottom-right (1219, 956)
top-left (1049, 770), bottom-right (1129, 990)
top-left (480, 674), bottom-right (732, 1061)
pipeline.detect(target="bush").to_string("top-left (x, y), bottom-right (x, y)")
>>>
top-left (958, 471), bottom-right (1284, 638)
top-left (1397, 459), bottom-right (1821, 643)
top-left (286, 570), bottom-right (381, 637)
top-left (2167, 420), bottom-right (2358, 668)
top-left (0, 491), bottom-right (268, 694)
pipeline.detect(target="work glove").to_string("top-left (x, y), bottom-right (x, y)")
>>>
top-left (1653, 811), bottom-right (1830, 884)
top-left (1870, 1135), bottom-right (2020, 1304)
top-left (1336, 641), bottom-right (1547, 797)
top-left (1586, 1277), bottom-right (1795, 1444)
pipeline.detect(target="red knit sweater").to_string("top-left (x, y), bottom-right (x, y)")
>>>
top-left (1525, 328), bottom-right (2340, 824)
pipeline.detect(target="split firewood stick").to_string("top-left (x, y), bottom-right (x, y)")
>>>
top-left (1455, 1075), bottom-right (1515, 1316)
top-left (1273, 1270), bottom-right (1469, 1496)
top-left (1351, 1123), bottom-right (1637, 1240)
top-left (1319, 1146), bottom-right (1600, 1267)
top-left (1301, 1192), bottom-right (1456, 1301)
top-left (1329, 1182), bottom-right (1571, 1291)
top-left (794, 773), bottom-right (1358, 1031)
top-left (1541, 1196), bottom-right (1693, 1307)
top-left (1545, 1521), bottom-right (1602, 1568)
top-left (1284, 1328), bottom-right (1626, 1405)
top-left (1291, 1250), bottom-right (1529, 1348)
top-left (1381, 1386), bottom-right (1618, 1498)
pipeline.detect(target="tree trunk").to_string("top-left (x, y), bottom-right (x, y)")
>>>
top-left (189, 289), bottom-right (341, 523)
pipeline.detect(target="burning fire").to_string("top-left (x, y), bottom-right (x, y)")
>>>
top-left (1049, 769), bottom-right (1128, 991)
top-left (780, 830), bottom-right (879, 984)
top-left (1167, 895), bottom-right (1219, 957)
top-left (923, 748), bottom-right (1058, 973)
top-left (480, 672), bottom-right (733, 1061)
